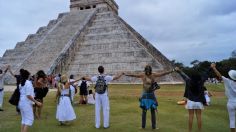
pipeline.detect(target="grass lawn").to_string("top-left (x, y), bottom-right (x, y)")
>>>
top-left (0, 84), bottom-right (229, 132)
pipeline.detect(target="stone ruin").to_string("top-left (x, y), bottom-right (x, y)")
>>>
top-left (0, 0), bottom-right (182, 84)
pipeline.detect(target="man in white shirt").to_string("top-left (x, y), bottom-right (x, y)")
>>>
top-left (0, 65), bottom-right (9, 111)
top-left (83, 66), bottom-right (124, 129)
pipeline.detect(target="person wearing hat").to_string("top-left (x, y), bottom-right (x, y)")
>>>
top-left (211, 63), bottom-right (236, 132)
top-left (56, 75), bottom-right (76, 125)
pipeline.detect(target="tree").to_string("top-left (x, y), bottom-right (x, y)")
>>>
top-left (231, 50), bottom-right (236, 58)
top-left (190, 60), bottom-right (200, 66)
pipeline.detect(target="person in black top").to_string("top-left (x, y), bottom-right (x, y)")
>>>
top-left (9, 66), bottom-right (24, 113)
top-left (175, 67), bottom-right (206, 132)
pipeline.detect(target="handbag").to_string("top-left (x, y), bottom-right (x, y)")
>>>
top-left (150, 82), bottom-right (160, 92)
top-left (9, 88), bottom-right (20, 106)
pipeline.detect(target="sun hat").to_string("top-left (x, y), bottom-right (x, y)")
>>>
top-left (228, 70), bottom-right (236, 81)
top-left (60, 75), bottom-right (69, 83)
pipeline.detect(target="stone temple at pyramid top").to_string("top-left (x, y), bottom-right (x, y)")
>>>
top-left (70, 0), bottom-right (119, 14)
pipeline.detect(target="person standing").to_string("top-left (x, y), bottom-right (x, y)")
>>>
top-left (0, 65), bottom-right (9, 111)
top-left (33, 70), bottom-right (48, 119)
top-left (9, 67), bottom-right (24, 113)
top-left (56, 75), bottom-right (76, 125)
top-left (211, 63), bottom-right (236, 132)
top-left (18, 69), bottom-right (42, 132)
top-left (175, 67), bottom-right (206, 132)
top-left (83, 66), bottom-right (124, 129)
top-left (125, 65), bottom-right (174, 129)
top-left (78, 77), bottom-right (90, 104)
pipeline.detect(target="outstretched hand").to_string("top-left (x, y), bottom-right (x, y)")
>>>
top-left (174, 67), bottom-right (180, 72)
top-left (210, 63), bottom-right (216, 68)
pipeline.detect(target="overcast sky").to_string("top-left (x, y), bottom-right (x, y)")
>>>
top-left (0, 0), bottom-right (235, 65)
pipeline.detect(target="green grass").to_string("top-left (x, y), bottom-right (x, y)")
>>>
top-left (0, 84), bottom-right (229, 132)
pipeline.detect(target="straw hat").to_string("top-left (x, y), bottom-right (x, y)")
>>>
top-left (60, 75), bottom-right (69, 83)
top-left (228, 70), bottom-right (236, 81)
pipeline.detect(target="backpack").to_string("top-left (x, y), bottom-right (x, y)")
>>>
top-left (95, 76), bottom-right (107, 94)
top-left (80, 81), bottom-right (87, 91)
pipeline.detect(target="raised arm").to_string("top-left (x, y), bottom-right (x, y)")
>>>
top-left (152, 69), bottom-right (174, 78)
top-left (9, 68), bottom-right (15, 77)
top-left (0, 65), bottom-right (9, 77)
top-left (125, 72), bottom-right (144, 78)
top-left (174, 67), bottom-right (190, 81)
top-left (113, 72), bottom-right (124, 80)
top-left (210, 63), bottom-right (222, 80)
top-left (82, 77), bottom-right (92, 82)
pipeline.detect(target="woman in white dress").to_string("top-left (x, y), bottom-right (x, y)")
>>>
top-left (56, 75), bottom-right (76, 125)
top-left (19, 70), bottom-right (42, 132)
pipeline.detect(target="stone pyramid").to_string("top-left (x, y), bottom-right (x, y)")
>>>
top-left (0, 0), bottom-right (181, 83)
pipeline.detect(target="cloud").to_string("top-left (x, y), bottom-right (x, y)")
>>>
top-left (117, 0), bottom-right (236, 65)
top-left (0, 0), bottom-right (235, 66)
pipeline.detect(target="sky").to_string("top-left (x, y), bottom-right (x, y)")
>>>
top-left (0, 0), bottom-right (235, 65)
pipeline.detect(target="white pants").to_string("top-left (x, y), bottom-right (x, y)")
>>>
top-left (95, 93), bottom-right (110, 128)
top-left (0, 90), bottom-right (4, 108)
top-left (227, 101), bottom-right (236, 128)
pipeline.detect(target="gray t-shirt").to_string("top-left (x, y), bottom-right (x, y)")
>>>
top-left (222, 76), bottom-right (236, 102)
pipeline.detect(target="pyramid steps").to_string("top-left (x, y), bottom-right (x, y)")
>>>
top-left (1, 13), bottom-right (68, 72)
top-left (18, 10), bottom-right (97, 74)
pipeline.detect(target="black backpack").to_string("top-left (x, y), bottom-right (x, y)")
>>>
top-left (80, 80), bottom-right (87, 91)
top-left (95, 76), bottom-right (107, 94)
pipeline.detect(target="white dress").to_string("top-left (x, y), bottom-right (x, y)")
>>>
top-left (56, 87), bottom-right (76, 122)
top-left (18, 80), bottom-right (35, 126)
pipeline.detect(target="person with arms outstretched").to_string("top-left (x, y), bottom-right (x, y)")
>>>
top-left (83, 66), bottom-right (124, 129)
top-left (125, 65), bottom-right (174, 129)
top-left (211, 63), bottom-right (236, 132)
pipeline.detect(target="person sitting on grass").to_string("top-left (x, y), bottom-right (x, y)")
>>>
top-left (87, 90), bottom-right (95, 105)
top-left (211, 63), bottom-right (236, 132)
top-left (56, 75), bottom-right (76, 125)
top-left (174, 67), bottom-right (206, 132)
top-left (125, 65), bottom-right (174, 130)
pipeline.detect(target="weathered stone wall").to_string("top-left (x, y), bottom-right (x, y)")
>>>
top-left (70, 0), bottom-right (118, 14)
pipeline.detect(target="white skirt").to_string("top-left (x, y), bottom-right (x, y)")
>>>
top-left (56, 96), bottom-right (76, 122)
top-left (185, 100), bottom-right (204, 110)
top-left (19, 101), bottom-right (34, 126)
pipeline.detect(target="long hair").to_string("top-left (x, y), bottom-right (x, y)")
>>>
top-left (36, 70), bottom-right (46, 80)
top-left (20, 70), bottom-right (30, 86)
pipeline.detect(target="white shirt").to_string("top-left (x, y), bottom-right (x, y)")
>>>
top-left (19, 80), bottom-right (35, 104)
top-left (0, 72), bottom-right (6, 89)
top-left (91, 75), bottom-right (113, 94)
top-left (87, 94), bottom-right (95, 104)
top-left (222, 76), bottom-right (236, 102)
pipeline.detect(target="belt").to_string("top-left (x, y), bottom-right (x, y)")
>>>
top-left (61, 94), bottom-right (70, 97)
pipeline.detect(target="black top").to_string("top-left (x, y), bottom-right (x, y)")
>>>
top-left (177, 71), bottom-right (206, 104)
top-left (14, 75), bottom-right (21, 89)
